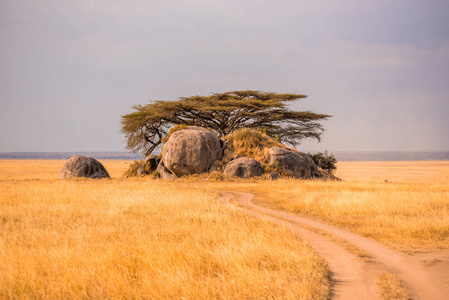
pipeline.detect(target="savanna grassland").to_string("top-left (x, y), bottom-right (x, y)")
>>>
top-left (218, 161), bottom-right (449, 253)
top-left (0, 160), bottom-right (329, 299)
top-left (1, 159), bottom-right (448, 299)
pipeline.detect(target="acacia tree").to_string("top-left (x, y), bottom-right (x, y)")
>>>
top-left (121, 90), bottom-right (331, 155)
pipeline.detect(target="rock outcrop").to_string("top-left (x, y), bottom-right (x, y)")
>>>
top-left (137, 154), bottom-right (160, 175)
top-left (135, 126), bottom-right (333, 181)
top-left (317, 167), bottom-right (341, 181)
top-left (161, 126), bottom-right (223, 177)
top-left (156, 161), bottom-right (177, 180)
top-left (145, 154), bottom-right (160, 170)
top-left (268, 147), bottom-right (320, 179)
top-left (59, 155), bottom-right (110, 179)
top-left (223, 157), bottom-right (263, 178)
top-left (137, 165), bottom-right (146, 176)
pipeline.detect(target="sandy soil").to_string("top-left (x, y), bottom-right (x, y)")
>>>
top-left (219, 192), bottom-right (449, 300)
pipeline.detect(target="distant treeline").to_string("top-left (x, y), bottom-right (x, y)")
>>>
top-left (0, 152), bottom-right (142, 160)
top-left (0, 151), bottom-right (448, 161)
top-left (332, 151), bottom-right (449, 161)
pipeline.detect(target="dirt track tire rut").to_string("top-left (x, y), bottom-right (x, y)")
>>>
top-left (219, 191), bottom-right (449, 300)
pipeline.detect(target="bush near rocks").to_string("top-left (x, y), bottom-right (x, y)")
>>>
top-left (123, 155), bottom-right (160, 178)
top-left (143, 155), bottom-right (161, 172)
top-left (307, 152), bottom-right (337, 175)
top-left (123, 160), bottom-right (144, 178)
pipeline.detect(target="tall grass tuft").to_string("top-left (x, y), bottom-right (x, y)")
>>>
top-left (222, 128), bottom-right (285, 165)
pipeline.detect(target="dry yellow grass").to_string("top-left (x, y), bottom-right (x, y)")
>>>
top-left (336, 161), bottom-right (449, 184)
top-left (0, 159), bottom-right (131, 180)
top-left (377, 273), bottom-right (411, 300)
top-left (0, 160), bottom-right (330, 299)
top-left (2, 159), bottom-right (447, 298)
top-left (222, 128), bottom-right (285, 166)
top-left (229, 161), bottom-right (449, 253)
top-left (200, 161), bottom-right (448, 299)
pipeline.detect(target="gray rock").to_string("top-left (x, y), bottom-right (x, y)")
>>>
top-left (317, 167), bottom-right (342, 181)
top-left (223, 157), bottom-right (263, 178)
top-left (137, 164), bottom-right (147, 176)
top-left (130, 155), bottom-right (160, 176)
top-left (208, 166), bottom-right (219, 173)
top-left (268, 147), bottom-right (319, 179)
top-left (144, 154), bottom-right (160, 171)
top-left (59, 155), bottom-right (110, 179)
top-left (156, 161), bottom-right (177, 180)
top-left (161, 126), bottom-right (223, 177)
top-left (136, 154), bottom-right (161, 176)
top-left (268, 172), bottom-right (280, 180)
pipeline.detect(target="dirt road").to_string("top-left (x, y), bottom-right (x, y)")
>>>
top-left (219, 192), bottom-right (449, 300)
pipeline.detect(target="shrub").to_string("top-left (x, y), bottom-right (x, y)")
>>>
top-left (307, 152), bottom-right (337, 174)
top-left (123, 160), bottom-right (144, 178)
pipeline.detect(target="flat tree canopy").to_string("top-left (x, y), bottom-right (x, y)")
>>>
top-left (121, 90), bottom-right (331, 155)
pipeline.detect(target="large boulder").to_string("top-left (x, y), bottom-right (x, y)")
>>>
top-left (223, 157), bottom-right (263, 178)
top-left (59, 155), bottom-right (110, 179)
top-left (156, 161), bottom-right (177, 180)
top-left (161, 126), bottom-right (223, 177)
top-left (269, 147), bottom-right (319, 179)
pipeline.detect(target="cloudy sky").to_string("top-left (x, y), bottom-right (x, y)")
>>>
top-left (1, 0), bottom-right (448, 153)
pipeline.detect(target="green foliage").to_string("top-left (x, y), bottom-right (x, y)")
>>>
top-left (123, 160), bottom-right (144, 178)
top-left (144, 161), bottom-right (152, 173)
top-left (161, 124), bottom-right (188, 143)
top-left (167, 124), bottom-right (188, 137)
top-left (307, 152), bottom-right (337, 174)
top-left (121, 90), bottom-right (331, 155)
